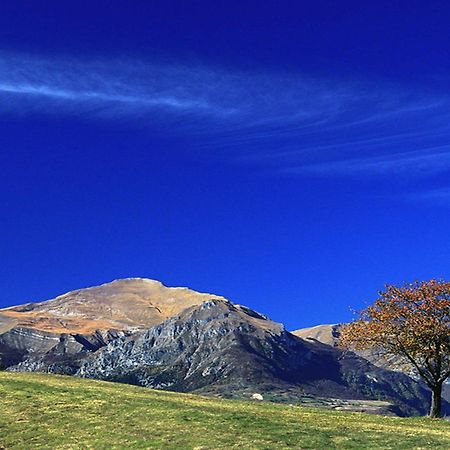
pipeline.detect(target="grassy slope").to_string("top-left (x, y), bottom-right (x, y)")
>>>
top-left (0, 373), bottom-right (449, 449)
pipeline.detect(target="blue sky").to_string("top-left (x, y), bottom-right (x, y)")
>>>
top-left (1, 1), bottom-right (450, 329)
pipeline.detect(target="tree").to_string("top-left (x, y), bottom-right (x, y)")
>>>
top-left (340, 280), bottom-right (450, 418)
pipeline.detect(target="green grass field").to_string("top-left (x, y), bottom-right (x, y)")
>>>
top-left (0, 372), bottom-right (449, 449)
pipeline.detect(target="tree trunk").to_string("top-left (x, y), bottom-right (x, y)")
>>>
top-left (429, 383), bottom-right (442, 418)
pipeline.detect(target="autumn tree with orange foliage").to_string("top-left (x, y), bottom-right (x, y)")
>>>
top-left (340, 280), bottom-right (450, 418)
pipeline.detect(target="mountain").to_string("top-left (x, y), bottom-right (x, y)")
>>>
top-left (0, 278), bottom-right (223, 368)
top-left (0, 278), bottom-right (443, 416)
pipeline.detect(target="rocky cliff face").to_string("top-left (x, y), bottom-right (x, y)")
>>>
top-left (3, 327), bottom-right (127, 373)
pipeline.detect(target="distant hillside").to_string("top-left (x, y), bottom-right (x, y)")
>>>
top-left (293, 324), bottom-right (341, 346)
top-left (293, 324), bottom-right (428, 374)
top-left (1, 372), bottom-right (449, 450)
top-left (293, 324), bottom-right (450, 403)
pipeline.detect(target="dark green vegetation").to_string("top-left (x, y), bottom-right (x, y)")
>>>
top-left (1, 373), bottom-right (449, 449)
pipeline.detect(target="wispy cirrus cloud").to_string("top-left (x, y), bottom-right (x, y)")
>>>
top-left (0, 81), bottom-right (211, 110)
top-left (1, 52), bottom-right (358, 125)
top-left (2, 51), bottom-right (450, 187)
top-left (0, 54), bottom-right (224, 118)
top-left (283, 146), bottom-right (450, 178)
top-left (1, 52), bottom-right (444, 128)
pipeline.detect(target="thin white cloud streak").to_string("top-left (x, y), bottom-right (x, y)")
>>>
top-left (238, 129), bottom-right (450, 163)
top-left (0, 54), bottom-right (237, 118)
top-left (284, 146), bottom-right (450, 177)
top-left (2, 52), bottom-right (443, 128)
top-left (0, 82), bottom-right (210, 111)
top-left (1, 52), bottom-right (450, 184)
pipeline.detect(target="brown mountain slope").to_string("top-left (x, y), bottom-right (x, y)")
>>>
top-left (0, 278), bottom-right (225, 334)
top-left (293, 324), bottom-right (340, 347)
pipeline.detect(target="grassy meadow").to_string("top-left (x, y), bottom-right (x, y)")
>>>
top-left (0, 372), bottom-right (449, 449)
